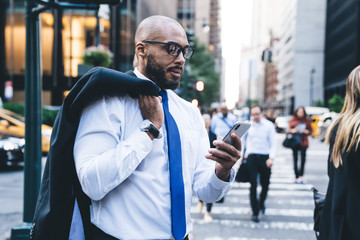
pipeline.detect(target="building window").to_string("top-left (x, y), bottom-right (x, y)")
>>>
top-left (62, 9), bottom-right (111, 78)
top-left (5, 1), bottom-right (26, 77)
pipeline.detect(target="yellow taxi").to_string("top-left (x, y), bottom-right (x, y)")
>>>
top-left (310, 115), bottom-right (321, 137)
top-left (0, 109), bottom-right (52, 153)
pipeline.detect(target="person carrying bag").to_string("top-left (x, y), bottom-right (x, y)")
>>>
top-left (286, 107), bottom-right (312, 184)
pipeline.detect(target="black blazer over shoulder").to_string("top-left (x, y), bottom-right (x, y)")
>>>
top-left (320, 124), bottom-right (360, 240)
top-left (31, 67), bottom-right (160, 239)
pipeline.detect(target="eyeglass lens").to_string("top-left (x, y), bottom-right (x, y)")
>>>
top-left (168, 43), bottom-right (193, 59)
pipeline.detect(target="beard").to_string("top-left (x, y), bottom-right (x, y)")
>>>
top-left (145, 54), bottom-right (181, 90)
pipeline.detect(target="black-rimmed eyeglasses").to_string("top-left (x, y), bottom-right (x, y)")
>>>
top-left (142, 40), bottom-right (195, 60)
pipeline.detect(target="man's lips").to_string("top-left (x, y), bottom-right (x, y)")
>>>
top-left (168, 67), bottom-right (183, 77)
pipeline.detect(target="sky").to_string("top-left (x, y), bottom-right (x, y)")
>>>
top-left (221, 0), bottom-right (253, 109)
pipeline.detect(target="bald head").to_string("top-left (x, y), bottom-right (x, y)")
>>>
top-left (134, 15), bottom-right (189, 90)
top-left (135, 15), bottom-right (185, 44)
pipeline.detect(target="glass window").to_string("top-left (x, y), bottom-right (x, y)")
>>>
top-left (5, 1), bottom-right (54, 77)
top-left (62, 9), bottom-right (111, 77)
top-left (5, 2), bottom-right (26, 76)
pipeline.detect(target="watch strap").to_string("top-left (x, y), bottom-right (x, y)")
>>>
top-left (148, 124), bottom-right (161, 139)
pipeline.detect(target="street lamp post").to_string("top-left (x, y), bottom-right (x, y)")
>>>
top-left (310, 67), bottom-right (316, 106)
top-left (10, 0), bottom-right (42, 238)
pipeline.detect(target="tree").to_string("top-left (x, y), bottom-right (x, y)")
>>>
top-left (315, 99), bottom-right (324, 107)
top-left (328, 94), bottom-right (344, 113)
top-left (179, 40), bottom-right (220, 106)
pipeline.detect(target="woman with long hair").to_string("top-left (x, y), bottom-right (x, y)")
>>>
top-left (320, 66), bottom-right (360, 239)
top-left (287, 106), bottom-right (312, 183)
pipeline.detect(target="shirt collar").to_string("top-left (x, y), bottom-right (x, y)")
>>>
top-left (134, 67), bottom-right (150, 80)
top-left (252, 118), bottom-right (264, 125)
top-left (134, 67), bottom-right (165, 96)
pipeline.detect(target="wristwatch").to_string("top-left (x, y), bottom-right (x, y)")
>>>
top-left (140, 119), bottom-right (162, 139)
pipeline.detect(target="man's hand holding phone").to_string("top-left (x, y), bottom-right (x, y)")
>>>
top-left (206, 122), bottom-right (250, 182)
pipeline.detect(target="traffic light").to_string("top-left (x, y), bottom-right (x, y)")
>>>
top-left (185, 29), bottom-right (195, 47)
top-left (196, 80), bottom-right (204, 92)
top-left (261, 48), bottom-right (272, 63)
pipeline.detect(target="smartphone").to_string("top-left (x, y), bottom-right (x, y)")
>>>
top-left (222, 121), bottom-right (251, 144)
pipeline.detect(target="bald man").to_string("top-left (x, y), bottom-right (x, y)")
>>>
top-left (73, 16), bottom-right (241, 240)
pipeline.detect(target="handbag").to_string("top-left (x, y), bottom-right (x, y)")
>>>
top-left (282, 133), bottom-right (301, 148)
top-left (311, 187), bottom-right (326, 240)
top-left (235, 159), bottom-right (250, 183)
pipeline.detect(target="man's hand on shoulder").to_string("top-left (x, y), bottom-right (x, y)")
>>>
top-left (139, 95), bottom-right (164, 139)
top-left (206, 133), bottom-right (241, 181)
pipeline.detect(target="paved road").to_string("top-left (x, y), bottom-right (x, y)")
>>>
top-left (190, 134), bottom-right (329, 240)
top-left (0, 166), bottom-right (23, 240)
top-left (0, 134), bottom-right (329, 240)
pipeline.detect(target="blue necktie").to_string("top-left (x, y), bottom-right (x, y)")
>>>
top-left (160, 90), bottom-right (186, 240)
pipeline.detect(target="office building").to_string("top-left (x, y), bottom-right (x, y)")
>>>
top-left (324, 0), bottom-right (360, 104)
top-left (275, 0), bottom-right (326, 114)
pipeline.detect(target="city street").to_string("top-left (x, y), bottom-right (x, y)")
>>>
top-left (0, 134), bottom-right (329, 240)
top-left (190, 133), bottom-right (329, 240)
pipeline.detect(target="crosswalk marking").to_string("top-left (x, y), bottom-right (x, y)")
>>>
top-left (192, 218), bottom-right (313, 231)
top-left (227, 189), bottom-right (313, 198)
top-left (217, 197), bottom-right (314, 206)
top-left (192, 206), bottom-right (313, 217)
top-left (190, 136), bottom-right (325, 239)
top-left (204, 238), bottom-right (295, 240)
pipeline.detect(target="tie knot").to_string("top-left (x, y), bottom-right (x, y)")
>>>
top-left (160, 90), bottom-right (168, 102)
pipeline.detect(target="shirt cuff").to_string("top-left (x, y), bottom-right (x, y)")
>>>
top-left (210, 167), bottom-right (235, 189)
top-left (124, 127), bottom-right (153, 160)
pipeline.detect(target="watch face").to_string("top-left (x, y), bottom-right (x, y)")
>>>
top-left (140, 119), bottom-right (151, 130)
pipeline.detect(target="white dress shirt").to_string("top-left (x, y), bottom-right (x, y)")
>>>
top-left (73, 68), bottom-right (234, 240)
top-left (241, 118), bottom-right (277, 159)
top-left (210, 112), bottom-right (238, 138)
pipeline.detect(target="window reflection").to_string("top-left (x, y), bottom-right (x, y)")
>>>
top-left (5, 7), bottom-right (53, 77)
top-left (62, 10), bottom-right (111, 77)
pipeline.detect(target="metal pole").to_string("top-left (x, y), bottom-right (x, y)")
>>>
top-left (310, 67), bottom-right (315, 106)
top-left (51, 6), bottom-right (64, 105)
top-left (11, 0), bottom-right (42, 238)
top-left (247, 60), bottom-right (252, 120)
top-left (95, 10), bottom-right (100, 46)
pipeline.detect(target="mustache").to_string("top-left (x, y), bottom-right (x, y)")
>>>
top-left (168, 66), bottom-right (183, 73)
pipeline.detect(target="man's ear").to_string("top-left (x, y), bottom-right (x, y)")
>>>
top-left (136, 42), bottom-right (146, 58)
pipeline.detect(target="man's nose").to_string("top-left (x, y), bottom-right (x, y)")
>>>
top-left (175, 51), bottom-right (186, 64)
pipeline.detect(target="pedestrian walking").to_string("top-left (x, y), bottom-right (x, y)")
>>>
top-left (319, 65), bottom-right (360, 240)
top-left (31, 15), bottom-right (241, 240)
top-left (287, 106), bottom-right (312, 184)
top-left (242, 105), bottom-right (276, 223)
top-left (197, 113), bottom-right (217, 223)
top-left (211, 103), bottom-right (238, 139)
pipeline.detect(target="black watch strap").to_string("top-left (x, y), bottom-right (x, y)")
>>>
top-left (140, 119), bottom-right (162, 139)
top-left (148, 124), bottom-right (160, 138)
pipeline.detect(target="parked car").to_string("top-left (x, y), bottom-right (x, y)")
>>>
top-left (0, 137), bottom-right (25, 169)
top-left (305, 107), bottom-right (330, 137)
top-left (275, 116), bottom-right (291, 133)
top-left (0, 109), bottom-right (52, 153)
top-left (310, 115), bottom-right (321, 137)
top-left (317, 112), bottom-right (339, 142)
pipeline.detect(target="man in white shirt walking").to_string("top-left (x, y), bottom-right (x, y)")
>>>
top-left (73, 15), bottom-right (241, 240)
top-left (211, 102), bottom-right (238, 139)
top-left (242, 105), bottom-right (276, 223)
